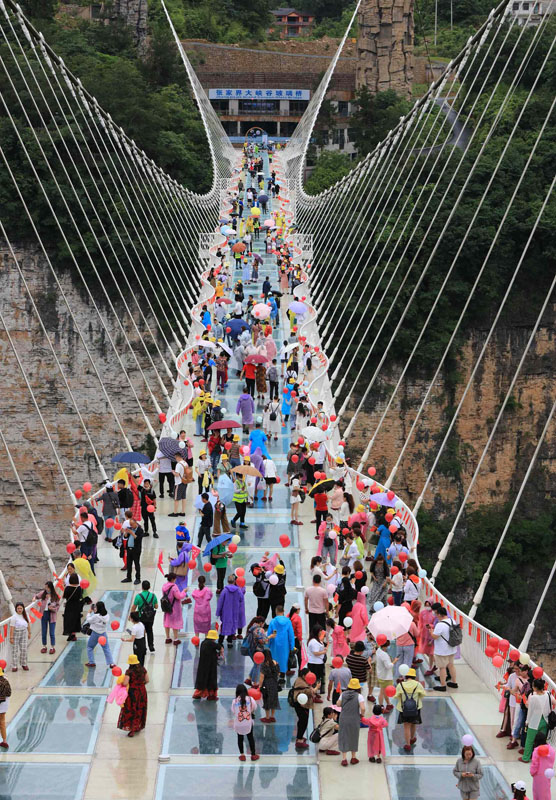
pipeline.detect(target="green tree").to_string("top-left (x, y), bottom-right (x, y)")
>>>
top-left (350, 87), bottom-right (410, 157)
top-left (304, 150), bottom-right (353, 194)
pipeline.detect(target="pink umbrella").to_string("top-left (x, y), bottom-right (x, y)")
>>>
top-left (263, 219), bottom-right (276, 228)
top-left (252, 303), bottom-right (271, 319)
top-left (245, 354), bottom-right (269, 365)
top-left (367, 605), bottom-right (413, 640)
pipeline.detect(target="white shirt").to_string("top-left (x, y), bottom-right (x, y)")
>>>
top-left (10, 613), bottom-right (28, 630)
top-left (264, 460), bottom-right (277, 478)
top-left (433, 619), bottom-right (458, 656)
top-left (197, 459), bottom-right (210, 474)
top-left (346, 542), bottom-right (360, 570)
top-left (390, 571), bottom-right (404, 591)
top-left (403, 580), bottom-right (419, 602)
top-left (307, 638), bottom-right (326, 664)
top-left (175, 462), bottom-right (185, 483)
top-left (85, 612), bottom-right (109, 634)
top-left (526, 692), bottom-right (551, 731)
top-left (158, 455), bottom-right (172, 473)
top-left (76, 522), bottom-right (93, 543)
top-left (375, 647), bottom-right (394, 681)
top-left (131, 622), bottom-right (145, 640)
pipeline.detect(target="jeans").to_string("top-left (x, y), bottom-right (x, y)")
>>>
top-left (195, 415), bottom-right (203, 436)
top-left (41, 612), bottom-right (56, 646)
top-left (392, 591), bottom-right (403, 606)
top-left (321, 543), bottom-right (336, 564)
top-left (210, 453), bottom-right (220, 474)
top-left (269, 381), bottom-right (279, 400)
top-left (87, 630), bottom-right (114, 665)
top-left (395, 644), bottom-right (415, 679)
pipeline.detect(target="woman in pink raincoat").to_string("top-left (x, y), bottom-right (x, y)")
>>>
top-left (362, 705), bottom-right (389, 762)
top-left (530, 736), bottom-right (555, 800)
top-left (349, 596), bottom-right (369, 643)
top-left (326, 618), bottom-right (350, 658)
top-left (348, 505), bottom-right (369, 539)
top-left (192, 575), bottom-right (213, 638)
top-left (316, 517), bottom-right (339, 565)
top-left (161, 573), bottom-right (188, 645)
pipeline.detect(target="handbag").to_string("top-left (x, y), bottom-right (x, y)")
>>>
top-left (548, 695), bottom-right (556, 730)
top-left (81, 622), bottom-right (92, 635)
top-left (288, 650), bottom-right (297, 670)
top-left (309, 720), bottom-right (324, 743)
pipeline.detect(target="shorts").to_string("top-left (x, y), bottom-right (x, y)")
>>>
top-left (378, 679), bottom-right (392, 688)
top-left (460, 792), bottom-right (479, 800)
top-left (397, 710), bottom-right (422, 725)
top-left (175, 484), bottom-right (187, 500)
top-left (435, 654), bottom-right (455, 668)
top-left (265, 477), bottom-right (277, 485)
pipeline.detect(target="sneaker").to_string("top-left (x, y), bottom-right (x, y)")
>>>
top-left (121, 578), bottom-right (132, 583)
top-left (350, 757), bottom-right (359, 765)
top-left (433, 685), bottom-right (446, 692)
top-left (133, 579), bottom-right (141, 585)
top-left (238, 754), bottom-right (246, 762)
top-left (251, 754), bottom-right (260, 761)
top-left (376, 757), bottom-right (382, 763)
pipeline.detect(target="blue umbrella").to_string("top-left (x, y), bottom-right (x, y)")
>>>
top-left (258, 194), bottom-right (269, 203)
top-left (203, 533), bottom-right (233, 556)
top-left (157, 437), bottom-right (182, 459)
top-left (289, 301), bottom-right (308, 315)
top-left (227, 318), bottom-right (250, 335)
top-left (111, 451), bottom-right (150, 464)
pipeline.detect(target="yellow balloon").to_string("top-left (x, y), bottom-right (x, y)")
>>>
top-left (251, 207), bottom-right (261, 216)
top-left (519, 653), bottom-right (531, 665)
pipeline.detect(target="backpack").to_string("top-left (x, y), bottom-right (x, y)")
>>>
top-left (400, 686), bottom-right (418, 721)
top-left (309, 720), bottom-right (323, 743)
top-left (287, 687), bottom-right (296, 707)
top-left (269, 403), bottom-right (278, 422)
top-left (240, 628), bottom-right (255, 657)
top-left (253, 579), bottom-right (266, 598)
top-left (160, 588), bottom-right (175, 614)
top-left (138, 592), bottom-right (156, 624)
top-left (441, 619), bottom-right (463, 648)
top-left (84, 522), bottom-right (97, 548)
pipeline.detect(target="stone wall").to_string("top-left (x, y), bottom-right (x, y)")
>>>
top-left (356, 0), bottom-right (414, 99)
top-left (0, 244), bottom-right (166, 614)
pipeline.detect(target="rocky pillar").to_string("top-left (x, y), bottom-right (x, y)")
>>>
top-left (356, 0), bottom-right (414, 100)
top-left (110, 0), bottom-right (148, 51)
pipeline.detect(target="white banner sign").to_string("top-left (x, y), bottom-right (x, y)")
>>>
top-left (209, 88), bottom-right (310, 100)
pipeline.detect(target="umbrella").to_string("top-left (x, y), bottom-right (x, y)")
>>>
top-left (227, 319), bottom-right (250, 335)
top-left (368, 605), bottom-right (413, 640)
top-left (111, 451), bottom-right (151, 464)
top-left (208, 419), bottom-right (242, 431)
top-left (263, 220), bottom-right (276, 229)
top-left (253, 253), bottom-right (263, 263)
top-left (216, 297), bottom-right (233, 304)
top-left (216, 474), bottom-right (234, 505)
top-left (282, 342), bottom-right (301, 354)
top-left (301, 426), bottom-right (328, 442)
top-left (216, 341), bottom-right (233, 356)
top-left (308, 478), bottom-right (335, 496)
top-left (245, 354), bottom-right (269, 365)
top-left (232, 465), bottom-right (262, 478)
top-left (219, 218), bottom-right (229, 224)
top-left (157, 437), bottom-right (182, 458)
top-left (289, 301), bottom-right (308, 315)
top-left (202, 534), bottom-right (233, 556)
top-left (199, 339), bottom-right (217, 349)
top-left (232, 242), bottom-right (246, 253)
top-left (258, 194), bottom-right (269, 203)
top-left (194, 492), bottom-right (218, 510)
top-left (252, 303), bottom-right (271, 320)
top-left (370, 491), bottom-right (400, 507)
top-left (222, 226), bottom-right (235, 236)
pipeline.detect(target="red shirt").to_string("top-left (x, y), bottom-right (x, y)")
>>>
top-left (244, 363), bottom-right (256, 380)
top-left (314, 492), bottom-right (328, 511)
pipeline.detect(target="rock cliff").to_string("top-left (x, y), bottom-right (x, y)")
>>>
top-left (356, 0), bottom-right (414, 99)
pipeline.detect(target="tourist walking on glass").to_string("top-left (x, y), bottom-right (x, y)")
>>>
top-left (9, 602), bottom-right (31, 672)
top-left (231, 474), bottom-right (249, 529)
top-left (161, 573), bottom-right (188, 646)
top-left (84, 601), bottom-right (116, 669)
top-left (117, 654), bottom-right (149, 738)
top-left (131, 580), bottom-right (158, 654)
top-left (232, 683), bottom-right (260, 761)
top-left (337, 677), bottom-right (366, 766)
top-left (34, 581), bottom-right (60, 655)
top-left (193, 630), bottom-right (223, 700)
top-left (453, 744), bottom-right (484, 799)
top-left (293, 668), bottom-right (316, 750)
top-left (394, 667), bottom-right (426, 752)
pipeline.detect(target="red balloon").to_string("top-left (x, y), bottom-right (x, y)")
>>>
top-left (355, 570), bottom-right (363, 580)
top-left (248, 687), bottom-right (262, 700)
top-left (98, 636), bottom-right (106, 646)
top-left (79, 706), bottom-right (89, 717)
top-left (368, 466), bottom-right (376, 476)
top-left (199, 379), bottom-right (205, 386)
top-left (105, 518), bottom-right (114, 529)
top-left (203, 563), bottom-right (212, 572)
top-left (158, 412), bottom-right (167, 423)
top-left (485, 645), bottom-right (496, 658)
top-left (385, 685), bottom-right (396, 698)
top-left (83, 482), bottom-right (92, 493)
top-left (310, 416), bottom-right (317, 424)
top-left (389, 524), bottom-right (397, 533)
top-left (398, 552), bottom-right (408, 563)
top-left (390, 566), bottom-right (399, 575)
top-left (498, 638), bottom-right (510, 652)
top-left (385, 513), bottom-right (393, 523)
top-left (191, 636), bottom-right (200, 646)
top-left (305, 671), bottom-right (317, 685)
top-left (235, 567), bottom-right (245, 577)
top-left (195, 334), bottom-right (200, 340)
top-left (532, 666), bottom-right (544, 679)
top-left (492, 655), bottom-right (504, 668)
top-left (387, 596), bottom-right (394, 605)
top-left (66, 709), bottom-right (76, 720)
top-left (338, 440), bottom-right (345, 447)
top-left (147, 504), bottom-right (155, 513)
top-left (488, 636), bottom-right (499, 649)
top-left (409, 575), bottom-right (419, 584)
top-left (253, 651), bottom-right (264, 664)
top-left (79, 506), bottom-right (88, 514)
top-left (184, 380), bottom-right (189, 385)
top-left (228, 543), bottom-right (238, 554)
top-left (224, 441), bottom-right (232, 450)
top-left (114, 522), bottom-right (122, 531)
top-left (538, 744), bottom-right (550, 757)
top-left (279, 534), bottom-right (291, 548)
top-left (332, 656), bottom-right (343, 669)
top-left (66, 542), bottom-right (76, 554)
top-left (387, 490), bottom-right (395, 501)
top-left (236, 577), bottom-right (246, 587)
top-left (376, 634), bottom-right (387, 646)
top-left (308, 457), bottom-right (316, 465)
top-left (297, 436), bottom-right (304, 445)
top-left (330, 415), bottom-right (337, 422)
top-left (509, 648), bottom-right (520, 661)
top-left (74, 489), bottom-right (82, 499)
top-left (80, 580), bottom-right (89, 590)
top-left (321, 423), bottom-right (328, 431)
top-left (291, 454), bottom-right (299, 463)
top-left (226, 327), bottom-right (231, 333)
top-left (111, 666), bottom-right (122, 677)
top-left (283, 387), bottom-right (288, 394)
top-left (275, 476), bottom-right (281, 484)
top-left (0, 660), bottom-right (6, 670)
top-left (356, 481), bottom-right (365, 492)
top-left (188, 560), bottom-right (197, 569)
top-left (111, 621), bottom-right (120, 631)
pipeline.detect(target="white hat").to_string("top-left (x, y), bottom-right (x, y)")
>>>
top-left (292, 603), bottom-right (301, 610)
top-left (514, 781), bottom-right (526, 792)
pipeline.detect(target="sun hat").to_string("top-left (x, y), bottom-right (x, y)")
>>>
top-left (199, 450), bottom-right (207, 455)
top-left (405, 668), bottom-right (417, 678)
top-left (233, 434), bottom-right (240, 442)
top-left (274, 564), bottom-right (285, 574)
top-left (128, 654), bottom-right (139, 665)
top-left (347, 678), bottom-right (361, 690)
top-left (207, 630), bottom-right (218, 640)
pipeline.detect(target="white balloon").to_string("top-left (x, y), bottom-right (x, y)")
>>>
top-left (373, 601), bottom-right (384, 612)
top-left (360, 586), bottom-right (369, 595)
top-left (178, 441), bottom-right (186, 449)
top-left (343, 616), bottom-right (353, 628)
top-left (231, 535), bottom-right (241, 545)
top-left (326, 583), bottom-right (336, 596)
top-left (221, 407), bottom-right (227, 414)
top-left (268, 574), bottom-right (279, 585)
top-left (297, 692), bottom-right (308, 705)
top-left (399, 664), bottom-right (410, 677)
top-left (170, 430), bottom-right (178, 439)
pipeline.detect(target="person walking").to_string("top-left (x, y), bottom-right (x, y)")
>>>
top-left (122, 611), bottom-right (147, 666)
top-left (231, 475), bottom-right (249, 529)
top-left (530, 733), bottom-right (556, 800)
top-left (376, 638), bottom-right (397, 712)
top-left (362, 704), bottom-right (388, 763)
top-left (212, 537), bottom-right (231, 595)
top-left (197, 493), bottom-right (214, 548)
top-left (431, 606), bottom-right (459, 691)
top-left (216, 576), bottom-right (246, 647)
top-left (337, 678), bottom-right (366, 766)
top-left (520, 678), bottom-right (552, 762)
top-left (453, 744), bottom-right (484, 799)
top-left (34, 581), bottom-right (60, 655)
top-left (258, 648), bottom-right (281, 723)
top-left (131, 580), bottom-right (157, 654)
top-left (288, 604), bottom-right (303, 672)
top-left (306, 625), bottom-right (327, 701)
top-left (395, 615), bottom-right (419, 679)
top-left (232, 683), bottom-right (260, 761)
top-left (161, 573), bottom-right (188, 646)
top-left (293, 668), bottom-right (316, 750)
top-left (262, 455), bottom-right (278, 501)
top-left (9, 602), bottom-right (30, 672)
top-left (394, 667), bottom-right (426, 752)
top-left (193, 630), bottom-right (223, 700)
top-left (192, 576), bottom-right (213, 639)
top-left (62, 573), bottom-right (83, 642)
top-left (99, 481), bottom-right (119, 540)
top-left (0, 669), bottom-right (11, 750)
top-left (237, 386), bottom-right (255, 431)
top-left (117, 654), bottom-right (149, 737)
top-left (139, 479), bottom-right (158, 538)
top-left (267, 605), bottom-right (295, 683)
top-left (84, 601), bottom-right (116, 668)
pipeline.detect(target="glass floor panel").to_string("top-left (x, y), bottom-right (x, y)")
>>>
top-left (163, 697), bottom-right (313, 755)
top-left (7, 695), bottom-right (105, 754)
top-left (190, 517), bottom-right (297, 548)
top-left (40, 590), bottom-right (132, 687)
top-left (172, 591), bottom-right (304, 670)
top-left (0, 763), bottom-right (89, 799)
top-left (384, 697), bottom-right (484, 756)
top-left (157, 764), bottom-right (318, 800)
top-left (386, 765), bottom-right (512, 800)
top-left (230, 550), bottom-right (302, 586)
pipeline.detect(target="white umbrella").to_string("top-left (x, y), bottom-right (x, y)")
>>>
top-left (199, 339), bottom-right (217, 349)
top-left (301, 426), bottom-right (328, 442)
top-left (283, 342), bottom-right (302, 354)
top-left (367, 605), bottom-right (413, 640)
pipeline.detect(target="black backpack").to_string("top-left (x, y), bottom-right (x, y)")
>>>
top-left (160, 588), bottom-right (174, 614)
top-left (287, 687), bottom-right (296, 707)
top-left (84, 522), bottom-right (97, 548)
top-left (138, 592), bottom-right (156, 624)
top-left (401, 686), bottom-right (418, 721)
top-left (253, 578), bottom-right (266, 598)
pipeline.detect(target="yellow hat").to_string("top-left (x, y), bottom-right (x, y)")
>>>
top-left (222, 454), bottom-right (229, 460)
top-left (207, 630), bottom-right (218, 640)
top-left (233, 434), bottom-right (240, 442)
top-left (200, 450), bottom-right (207, 455)
top-left (405, 668), bottom-right (416, 678)
top-left (356, 504), bottom-right (365, 512)
top-left (335, 457), bottom-right (344, 464)
top-left (214, 400), bottom-right (221, 406)
top-left (347, 678), bottom-right (361, 690)
top-left (128, 654), bottom-right (139, 665)
top-left (274, 564), bottom-right (285, 575)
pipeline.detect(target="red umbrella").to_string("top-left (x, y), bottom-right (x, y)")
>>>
top-left (208, 419), bottom-right (242, 431)
top-left (245, 354), bottom-right (269, 365)
top-left (216, 297), bottom-right (233, 305)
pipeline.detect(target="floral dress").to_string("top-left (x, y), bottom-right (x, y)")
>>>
top-left (117, 666), bottom-right (148, 733)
